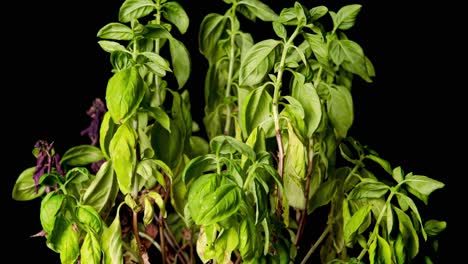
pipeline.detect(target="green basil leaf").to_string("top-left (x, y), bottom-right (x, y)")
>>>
top-left (309, 6), bottom-right (328, 21)
top-left (239, 39), bottom-right (280, 87)
top-left (240, 86), bottom-right (273, 138)
top-left (97, 22), bottom-right (133, 40)
top-left (239, 0), bottom-right (278, 22)
top-left (191, 181), bottom-right (241, 225)
top-left (161, 1), bottom-right (189, 34)
top-left (404, 175), bottom-right (445, 205)
top-left (118, 0), bottom-right (154, 22)
top-left (348, 179), bottom-right (389, 200)
top-left (98, 40), bottom-right (129, 54)
top-left (99, 112), bottom-right (116, 159)
top-left (80, 232), bottom-right (102, 264)
top-left (424, 219), bottom-right (447, 237)
top-left (82, 161), bottom-right (119, 214)
top-left (308, 178), bottom-right (337, 214)
top-left (101, 209), bottom-right (123, 264)
top-left (344, 204), bottom-right (371, 245)
top-left (57, 221), bottom-right (80, 264)
top-left (283, 123), bottom-right (307, 209)
top-left (199, 14), bottom-right (228, 62)
top-left (76, 205), bottom-right (102, 234)
top-left (368, 234), bottom-right (392, 264)
top-left (60, 145), bottom-right (105, 167)
top-left (40, 192), bottom-right (65, 234)
top-left (106, 67), bottom-right (145, 124)
top-left (332, 4), bottom-right (362, 31)
top-left (327, 84), bottom-right (354, 139)
top-left (182, 154), bottom-right (217, 184)
top-left (169, 38), bottom-right (191, 89)
top-left (12, 167), bottom-right (45, 201)
top-left (136, 159), bottom-right (169, 189)
top-left (394, 207), bottom-right (419, 259)
top-left (109, 123), bottom-right (137, 194)
top-left (291, 76), bottom-right (322, 138)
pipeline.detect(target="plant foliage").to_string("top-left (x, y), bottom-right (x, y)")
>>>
top-left (12, 0), bottom-right (446, 263)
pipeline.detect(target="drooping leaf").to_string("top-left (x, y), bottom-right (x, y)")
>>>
top-left (327, 84), bottom-right (354, 139)
top-left (210, 135), bottom-right (256, 161)
top-left (99, 112), bottom-right (116, 159)
top-left (394, 206), bottom-right (419, 259)
top-left (161, 1), bottom-right (189, 34)
top-left (169, 38), bottom-right (191, 89)
top-left (308, 178), bottom-right (337, 214)
top-left (199, 13), bottom-right (228, 62)
top-left (12, 167), bottom-right (46, 201)
top-left (98, 40), bottom-right (129, 54)
top-left (80, 232), bottom-right (102, 264)
top-left (101, 208), bottom-right (123, 264)
top-left (239, 217), bottom-right (259, 260)
top-left (283, 123), bottom-right (307, 209)
top-left (368, 234), bottom-right (392, 264)
top-left (57, 221), bottom-right (80, 264)
top-left (109, 123), bottom-right (137, 194)
top-left (82, 161), bottom-right (119, 214)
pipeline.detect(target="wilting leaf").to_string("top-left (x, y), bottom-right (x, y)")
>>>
top-left (81, 231), bottom-right (102, 264)
top-left (101, 208), bottom-right (123, 264)
top-left (82, 161), bottom-right (119, 214)
top-left (368, 234), bottom-right (392, 264)
top-left (109, 123), bottom-right (137, 194)
top-left (394, 207), bottom-right (419, 259)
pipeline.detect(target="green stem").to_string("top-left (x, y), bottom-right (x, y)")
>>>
top-left (300, 224), bottom-right (331, 264)
top-left (139, 231), bottom-right (161, 251)
top-left (152, 3), bottom-right (162, 107)
top-left (223, 11), bottom-right (238, 135)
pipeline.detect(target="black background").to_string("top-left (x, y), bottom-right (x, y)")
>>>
top-left (3, 0), bottom-right (454, 262)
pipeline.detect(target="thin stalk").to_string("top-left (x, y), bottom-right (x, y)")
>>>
top-left (300, 224), bottom-right (331, 264)
top-left (223, 11), bottom-right (238, 135)
top-left (152, 2), bottom-right (162, 107)
top-left (133, 211), bottom-right (143, 256)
